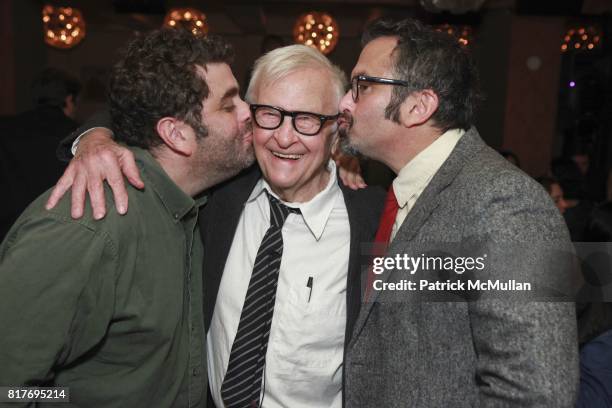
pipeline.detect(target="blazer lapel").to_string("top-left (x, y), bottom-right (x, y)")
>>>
top-left (200, 166), bottom-right (261, 330)
top-left (338, 179), bottom-right (366, 347)
top-left (350, 127), bottom-right (486, 346)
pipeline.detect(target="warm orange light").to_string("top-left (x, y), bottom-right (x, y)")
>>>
top-left (293, 11), bottom-right (339, 55)
top-left (435, 24), bottom-right (473, 48)
top-left (163, 8), bottom-right (208, 35)
top-left (42, 5), bottom-right (86, 49)
top-left (562, 24), bottom-right (602, 53)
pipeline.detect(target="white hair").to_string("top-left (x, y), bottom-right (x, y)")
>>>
top-left (245, 44), bottom-right (347, 105)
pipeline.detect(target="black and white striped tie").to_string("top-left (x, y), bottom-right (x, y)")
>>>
top-left (221, 192), bottom-right (300, 408)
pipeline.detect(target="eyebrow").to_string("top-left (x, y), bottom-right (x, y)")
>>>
top-left (220, 86), bottom-right (239, 101)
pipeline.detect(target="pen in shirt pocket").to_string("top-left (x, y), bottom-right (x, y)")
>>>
top-left (307, 276), bottom-right (313, 303)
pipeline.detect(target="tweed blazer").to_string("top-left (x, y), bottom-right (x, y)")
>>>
top-left (345, 128), bottom-right (579, 408)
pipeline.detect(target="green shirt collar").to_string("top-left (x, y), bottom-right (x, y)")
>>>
top-left (131, 146), bottom-right (207, 222)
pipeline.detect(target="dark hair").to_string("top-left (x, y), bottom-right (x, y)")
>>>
top-left (31, 68), bottom-right (81, 109)
top-left (362, 18), bottom-right (482, 131)
top-left (108, 28), bottom-right (234, 149)
top-left (551, 157), bottom-right (586, 200)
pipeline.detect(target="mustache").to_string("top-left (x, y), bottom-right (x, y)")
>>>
top-left (338, 112), bottom-right (354, 127)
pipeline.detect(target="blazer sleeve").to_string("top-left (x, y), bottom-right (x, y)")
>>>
top-left (468, 172), bottom-right (579, 407)
top-left (56, 109), bottom-right (112, 162)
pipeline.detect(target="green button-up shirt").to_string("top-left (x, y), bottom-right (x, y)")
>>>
top-left (0, 147), bottom-right (207, 407)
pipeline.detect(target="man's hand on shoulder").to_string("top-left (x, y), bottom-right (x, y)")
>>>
top-left (332, 144), bottom-right (367, 190)
top-left (45, 128), bottom-right (144, 220)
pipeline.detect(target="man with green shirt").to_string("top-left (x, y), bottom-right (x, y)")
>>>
top-left (0, 29), bottom-right (253, 407)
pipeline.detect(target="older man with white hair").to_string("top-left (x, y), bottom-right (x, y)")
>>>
top-left (47, 45), bottom-right (385, 408)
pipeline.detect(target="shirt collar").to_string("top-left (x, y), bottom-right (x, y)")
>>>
top-left (247, 160), bottom-right (340, 241)
top-left (131, 146), bottom-right (205, 222)
top-left (393, 128), bottom-right (464, 208)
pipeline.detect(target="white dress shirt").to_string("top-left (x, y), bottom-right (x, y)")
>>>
top-left (391, 128), bottom-right (464, 241)
top-left (208, 160), bottom-right (349, 408)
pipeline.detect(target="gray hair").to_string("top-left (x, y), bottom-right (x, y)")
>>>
top-left (246, 44), bottom-right (347, 105)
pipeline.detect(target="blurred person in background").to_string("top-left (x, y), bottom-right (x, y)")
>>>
top-left (552, 158), bottom-right (594, 242)
top-left (537, 175), bottom-right (569, 215)
top-left (0, 67), bottom-right (81, 240)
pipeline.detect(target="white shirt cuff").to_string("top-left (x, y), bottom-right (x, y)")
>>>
top-left (70, 127), bottom-right (113, 156)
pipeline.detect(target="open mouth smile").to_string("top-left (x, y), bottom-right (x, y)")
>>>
top-left (271, 151), bottom-right (304, 160)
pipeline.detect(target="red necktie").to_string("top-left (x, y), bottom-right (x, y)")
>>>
top-left (365, 186), bottom-right (399, 300)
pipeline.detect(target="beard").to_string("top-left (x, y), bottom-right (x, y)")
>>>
top-left (194, 121), bottom-right (255, 189)
top-left (338, 113), bottom-right (364, 159)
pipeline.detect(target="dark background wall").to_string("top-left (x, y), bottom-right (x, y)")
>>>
top-left (2, 0), bottom-right (611, 178)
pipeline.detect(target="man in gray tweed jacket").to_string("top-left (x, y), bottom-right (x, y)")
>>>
top-left (338, 18), bottom-right (579, 407)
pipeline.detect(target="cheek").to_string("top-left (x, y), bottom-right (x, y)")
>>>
top-left (253, 130), bottom-right (270, 150)
top-left (303, 136), bottom-right (330, 165)
top-left (253, 130), bottom-right (274, 163)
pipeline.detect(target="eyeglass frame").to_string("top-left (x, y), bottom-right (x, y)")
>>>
top-left (350, 74), bottom-right (409, 102)
top-left (249, 103), bottom-right (340, 136)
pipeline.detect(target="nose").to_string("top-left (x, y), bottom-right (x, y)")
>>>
top-left (339, 89), bottom-right (354, 113)
top-left (274, 116), bottom-right (299, 148)
top-left (237, 99), bottom-right (250, 124)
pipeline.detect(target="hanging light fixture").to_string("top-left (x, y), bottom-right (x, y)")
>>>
top-left (561, 24), bottom-right (601, 53)
top-left (42, 5), bottom-right (86, 49)
top-left (435, 24), bottom-right (473, 47)
top-left (293, 12), bottom-right (339, 55)
top-left (163, 8), bottom-right (208, 35)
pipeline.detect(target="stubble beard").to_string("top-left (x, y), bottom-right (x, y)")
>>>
top-left (338, 117), bottom-right (364, 160)
top-left (195, 123), bottom-right (256, 189)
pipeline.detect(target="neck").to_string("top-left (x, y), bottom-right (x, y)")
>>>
top-left (153, 148), bottom-right (207, 197)
top-left (385, 125), bottom-right (444, 174)
top-left (269, 167), bottom-right (331, 203)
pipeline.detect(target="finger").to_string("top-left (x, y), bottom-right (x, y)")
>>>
top-left (338, 167), bottom-right (350, 187)
top-left (45, 166), bottom-right (75, 210)
top-left (355, 175), bottom-right (368, 189)
top-left (119, 149), bottom-right (144, 189)
top-left (87, 177), bottom-right (107, 220)
top-left (70, 171), bottom-right (88, 219)
top-left (349, 174), bottom-right (361, 191)
top-left (106, 167), bottom-right (129, 215)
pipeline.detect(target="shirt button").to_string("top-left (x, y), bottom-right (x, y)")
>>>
top-left (192, 368), bottom-right (199, 377)
top-left (173, 213), bottom-right (179, 219)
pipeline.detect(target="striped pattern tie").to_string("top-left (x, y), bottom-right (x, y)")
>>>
top-left (221, 192), bottom-right (300, 408)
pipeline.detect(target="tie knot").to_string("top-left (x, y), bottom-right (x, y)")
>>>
top-left (267, 192), bottom-right (301, 228)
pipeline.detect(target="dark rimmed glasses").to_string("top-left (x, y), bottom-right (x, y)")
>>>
top-left (249, 104), bottom-right (340, 136)
top-left (350, 74), bottom-right (409, 102)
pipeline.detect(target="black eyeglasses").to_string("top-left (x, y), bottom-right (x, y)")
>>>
top-left (351, 75), bottom-right (409, 102)
top-left (249, 104), bottom-right (340, 136)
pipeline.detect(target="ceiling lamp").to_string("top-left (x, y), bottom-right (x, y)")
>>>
top-left (435, 24), bottom-right (473, 47)
top-left (561, 24), bottom-right (602, 53)
top-left (293, 12), bottom-right (339, 55)
top-left (420, 0), bottom-right (487, 14)
top-left (42, 5), bottom-right (86, 49)
top-left (163, 8), bottom-right (208, 35)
